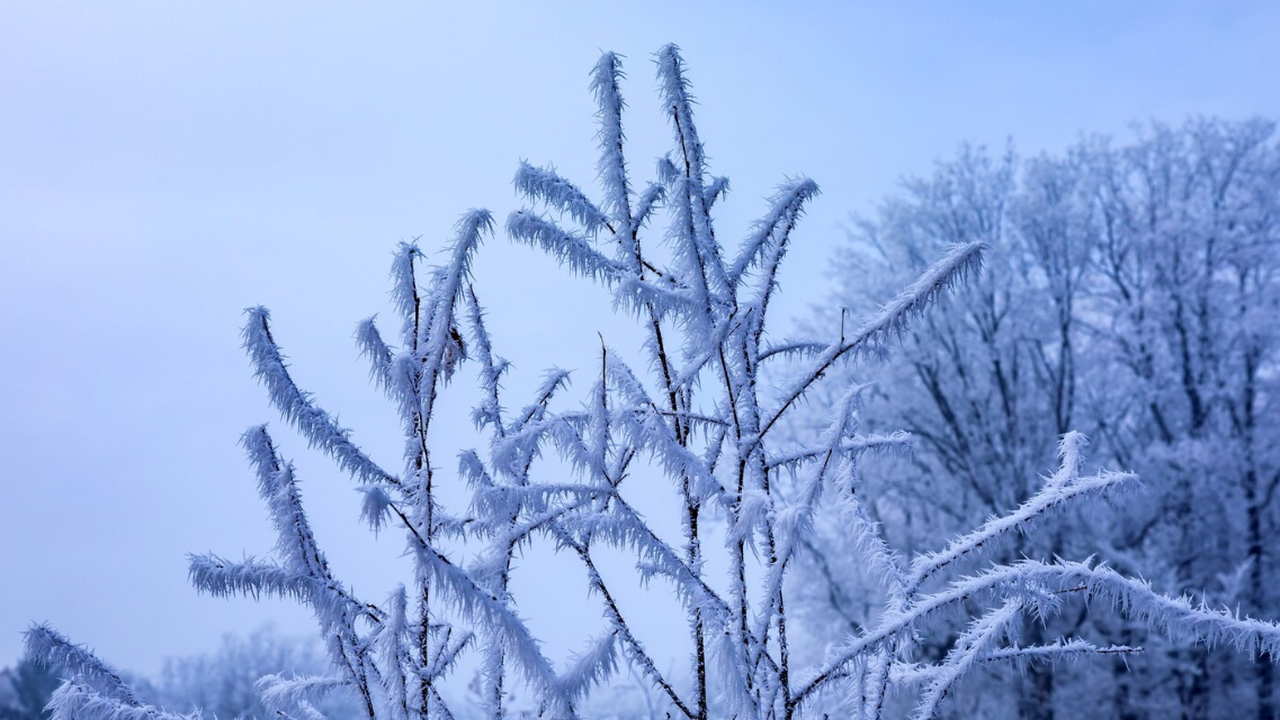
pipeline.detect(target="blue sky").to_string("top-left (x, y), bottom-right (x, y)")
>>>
top-left (2, 1), bottom-right (1279, 676)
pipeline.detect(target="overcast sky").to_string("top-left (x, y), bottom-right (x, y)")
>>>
top-left (3, 1), bottom-right (1279, 680)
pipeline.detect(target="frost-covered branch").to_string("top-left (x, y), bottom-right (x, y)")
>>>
top-left (757, 241), bottom-right (985, 447)
top-left (908, 435), bottom-right (1136, 593)
top-left (243, 306), bottom-right (399, 488)
top-left (24, 626), bottom-right (139, 706)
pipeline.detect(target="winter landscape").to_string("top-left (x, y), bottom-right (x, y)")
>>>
top-left (3, 4), bottom-right (1280, 720)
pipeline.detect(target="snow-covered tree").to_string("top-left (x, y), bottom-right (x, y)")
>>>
top-left (810, 120), bottom-right (1280, 719)
top-left (0, 659), bottom-right (60, 720)
top-left (24, 48), bottom-right (1280, 720)
top-left (150, 626), bottom-right (358, 720)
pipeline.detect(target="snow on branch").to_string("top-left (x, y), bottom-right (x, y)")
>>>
top-left (187, 554), bottom-right (310, 603)
top-left (514, 162), bottom-right (610, 234)
top-left (464, 285), bottom-right (507, 434)
top-left (654, 44), bottom-right (707, 184)
top-left (706, 176), bottom-right (730, 209)
top-left (572, 496), bottom-right (733, 623)
top-left (46, 683), bottom-right (197, 720)
top-left (371, 585), bottom-right (414, 720)
top-left (505, 211), bottom-right (625, 283)
top-left (257, 674), bottom-right (351, 715)
top-left (388, 242), bottom-right (422, 349)
top-left (589, 52), bottom-right (633, 231)
top-left (908, 439), bottom-right (1136, 593)
top-left (24, 626), bottom-right (139, 706)
top-left (795, 557), bottom-right (1280, 711)
top-left (912, 600), bottom-right (1023, 719)
top-left (355, 316), bottom-right (395, 391)
top-left (730, 178), bottom-right (820, 284)
top-left (422, 627), bottom-right (474, 683)
top-left (556, 633), bottom-right (621, 706)
top-left (767, 432), bottom-right (911, 472)
top-left (634, 182), bottom-right (666, 231)
top-left (655, 44), bottom-right (730, 302)
top-left (891, 640), bottom-right (1142, 692)
top-left (243, 306), bottom-right (399, 488)
top-left (409, 541), bottom-right (565, 709)
top-left (757, 241), bottom-right (985, 446)
top-left (755, 385), bottom-right (867, 642)
top-left (419, 209), bottom-right (491, 389)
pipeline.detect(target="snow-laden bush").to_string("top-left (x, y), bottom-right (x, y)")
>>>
top-left (26, 46), bottom-right (1280, 720)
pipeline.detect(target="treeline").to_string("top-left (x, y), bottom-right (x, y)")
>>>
top-left (794, 118), bottom-right (1280, 719)
top-left (0, 627), bottom-right (357, 720)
